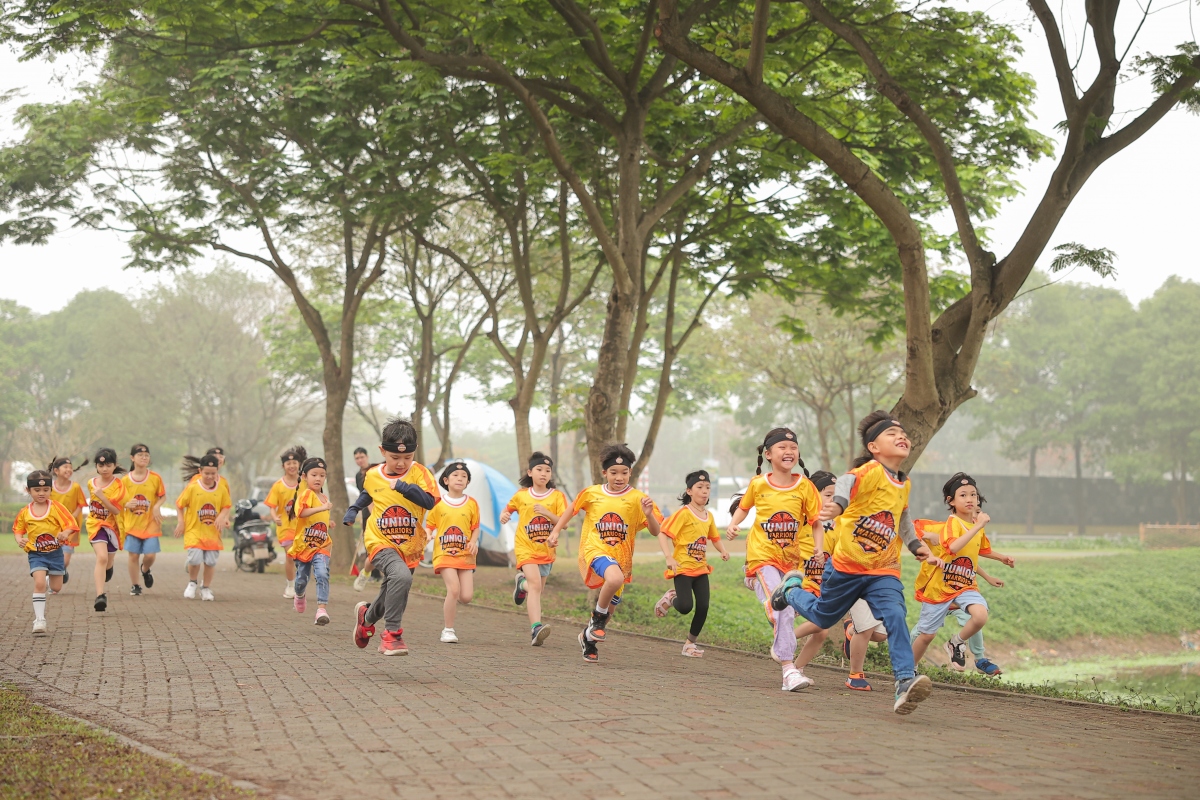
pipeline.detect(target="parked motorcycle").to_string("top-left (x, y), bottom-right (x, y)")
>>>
top-left (232, 499), bottom-right (278, 573)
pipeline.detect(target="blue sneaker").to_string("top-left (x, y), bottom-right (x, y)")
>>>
top-left (975, 658), bottom-right (1004, 676)
top-left (893, 674), bottom-right (932, 715)
top-left (845, 672), bottom-right (872, 691)
top-left (769, 570), bottom-right (805, 611)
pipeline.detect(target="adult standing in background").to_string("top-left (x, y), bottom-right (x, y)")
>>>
top-left (351, 447), bottom-right (378, 591)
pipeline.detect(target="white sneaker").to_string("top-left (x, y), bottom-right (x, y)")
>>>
top-left (32, 619), bottom-right (47, 635)
top-left (183, 582), bottom-right (198, 599)
top-left (781, 669), bottom-right (813, 692)
top-left (440, 628), bottom-right (458, 643)
top-left (283, 582), bottom-right (295, 599)
top-left (353, 572), bottom-right (369, 592)
top-left (200, 587), bottom-right (215, 602)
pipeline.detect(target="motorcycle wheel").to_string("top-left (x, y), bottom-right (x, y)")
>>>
top-left (256, 559), bottom-right (266, 573)
top-left (234, 546), bottom-right (256, 573)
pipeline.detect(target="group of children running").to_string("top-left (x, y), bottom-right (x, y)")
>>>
top-left (16, 409), bottom-right (1013, 715)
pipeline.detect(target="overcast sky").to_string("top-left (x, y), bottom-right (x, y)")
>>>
top-left (1, 0), bottom-right (1196, 318)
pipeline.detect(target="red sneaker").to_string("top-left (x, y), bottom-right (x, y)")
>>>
top-left (353, 601), bottom-right (375, 649)
top-left (378, 629), bottom-right (408, 656)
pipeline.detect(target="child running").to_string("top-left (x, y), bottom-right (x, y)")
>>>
top-left (49, 456), bottom-right (87, 585)
top-left (771, 410), bottom-right (942, 714)
top-left (425, 461), bottom-right (480, 644)
top-left (174, 453), bottom-right (231, 601)
top-left (14, 470), bottom-right (79, 633)
top-left (86, 448), bottom-right (127, 613)
top-left (501, 452), bottom-right (568, 646)
top-left (653, 469), bottom-right (730, 657)
top-left (266, 446), bottom-right (306, 600)
top-left (121, 444), bottom-right (166, 597)
top-left (288, 457), bottom-right (333, 625)
top-left (725, 428), bottom-right (824, 692)
top-left (546, 443), bottom-right (662, 664)
top-left (350, 418), bottom-right (440, 656)
top-left (910, 473), bottom-right (1014, 669)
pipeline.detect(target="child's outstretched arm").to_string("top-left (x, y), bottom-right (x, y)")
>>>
top-left (656, 532), bottom-right (680, 574)
top-left (900, 509), bottom-right (943, 567)
top-left (725, 506), bottom-right (749, 539)
top-left (392, 479), bottom-right (437, 510)
top-left (342, 488), bottom-right (372, 526)
top-left (712, 534), bottom-right (731, 561)
top-left (820, 473), bottom-right (858, 522)
top-left (947, 512), bottom-right (991, 554)
top-left (545, 504), bottom-right (577, 548)
top-left (976, 565), bottom-right (1004, 587)
top-left (982, 550), bottom-right (1015, 567)
top-left (642, 497), bottom-right (662, 537)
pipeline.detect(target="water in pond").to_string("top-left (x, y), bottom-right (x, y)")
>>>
top-left (1005, 652), bottom-right (1200, 704)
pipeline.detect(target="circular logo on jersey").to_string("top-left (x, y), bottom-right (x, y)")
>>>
top-left (942, 556), bottom-right (976, 591)
top-left (526, 515), bottom-right (553, 544)
top-left (303, 521), bottom-right (329, 548)
top-left (685, 538), bottom-right (707, 563)
top-left (378, 505), bottom-right (419, 545)
top-left (198, 503), bottom-right (218, 526)
top-left (35, 533), bottom-right (59, 552)
top-left (129, 494), bottom-right (149, 515)
top-left (804, 555), bottom-right (824, 581)
top-left (89, 498), bottom-right (108, 520)
top-left (595, 512), bottom-right (628, 546)
top-left (762, 511), bottom-right (799, 546)
top-left (851, 510), bottom-right (896, 553)
top-left (439, 525), bottom-right (468, 556)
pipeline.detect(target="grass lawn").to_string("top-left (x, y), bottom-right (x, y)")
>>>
top-left (0, 684), bottom-right (256, 800)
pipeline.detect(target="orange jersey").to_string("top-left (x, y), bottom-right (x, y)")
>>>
top-left (829, 460), bottom-right (911, 578)
top-left (51, 480), bottom-right (86, 546)
top-left (660, 506), bottom-right (719, 578)
top-left (914, 515), bottom-right (992, 604)
top-left (739, 473), bottom-right (823, 578)
top-left (287, 487), bottom-right (333, 563)
top-left (426, 495), bottom-right (480, 573)
top-left (506, 487), bottom-right (568, 568)
top-left (86, 476), bottom-right (127, 541)
top-left (264, 477), bottom-right (303, 544)
top-left (575, 485), bottom-right (662, 588)
top-left (13, 501), bottom-right (79, 553)
top-left (120, 471), bottom-right (167, 539)
top-left (175, 477), bottom-right (231, 550)
top-left (361, 463), bottom-right (440, 567)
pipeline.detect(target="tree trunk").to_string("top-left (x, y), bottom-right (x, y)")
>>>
top-left (1073, 437), bottom-right (1086, 536)
top-left (548, 332), bottom-right (563, 482)
top-left (585, 283), bottom-right (638, 481)
top-left (323, 374), bottom-right (353, 570)
top-left (1176, 454), bottom-right (1189, 525)
top-left (1026, 445), bottom-right (1038, 536)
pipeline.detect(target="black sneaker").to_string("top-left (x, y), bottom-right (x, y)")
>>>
top-left (129, 584), bottom-right (142, 596)
top-left (105, 566), bottom-right (113, 583)
top-left (578, 630), bottom-right (598, 663)
top-left (141, 569), bottom-right (154, 589)
top-left (62, 570), bottom-right (69, 585)
top-left (944, 639), bottom-right (967, 669)
top-left (769, 569), bottom-right (805, 611)
top-left (893, 674), bottom-right (933, 715)
top-left (513, 573), bottom-right (528, 606)
top-left (531, 623), bottom-right (551, 647)
top-left (585, 609), bottom-right (610, 642)
top-left (94, 593), bottom-right (108, 612)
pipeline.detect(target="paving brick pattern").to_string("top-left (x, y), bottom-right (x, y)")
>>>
top-left (2, 552), bottom-right (1198, 799)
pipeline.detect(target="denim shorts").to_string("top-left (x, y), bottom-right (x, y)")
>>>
top-left (124, 535), bottom-right (162, 554)
top-left (28, 549), bottom-right (66, 576)
top-left (915, 590), bottom-right (988, 635)
top-left (185, 548), bottom-right (220, 567)
top-left (537, 562), bottom-right (553, 578)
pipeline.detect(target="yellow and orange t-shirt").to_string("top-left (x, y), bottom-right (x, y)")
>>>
top-left (802, 520), bottom-right (838, 596)
top-left (829, 460), bottom-right (911, 578)
top-left (914, 515), bottom-right (992, 604)
top-left (264, 477), bottom-right (302, 545)
top-left (287, 487), bottom-right (333, 563)
top-left (51, 480), bottom-right (87, 547)
top-left (660, 505), bottom-right (719, 579)
top-left (507, 487), bottom-right (568, 568)
top-left (426, 494), bottom-right (480, 574)
top-left (120, 470), bottom-right (167, 539)
top-left (13, 501), bottom-right (79, 553)
top-left (361, 463), bottom-right (440, 568)
top-left (86, 476), bottom-right (127, 543)
top-left (739, 473), bottom-right (822, 578)
top-left (575, 484), bottom-right (662, 588)
top-left (175, 477), bottom-right (231, 551)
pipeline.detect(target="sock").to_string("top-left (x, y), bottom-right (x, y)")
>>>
top-left (33, 593), bottom-right (46, 622)
top-left (595, 604), bottom-right (610, 615)
top-left (188, 580), bottom-right (197, 587)
top-left (950, 634), bottom-right (964, 646)
top-left (532, 622), bottom-right (542, 631)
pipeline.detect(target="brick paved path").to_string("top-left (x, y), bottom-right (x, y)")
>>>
top-left (2, 552), bottom-right (1198, 799)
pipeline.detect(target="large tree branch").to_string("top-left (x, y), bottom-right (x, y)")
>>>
top-left (1027, 0), bottom-right (1079, 117)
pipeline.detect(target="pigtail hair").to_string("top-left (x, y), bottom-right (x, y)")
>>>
top-left (727, 492), bottom-right (744, 515)
top-left (180, 455), bottom-right (203, 482)
top-left (754, 445), bottom-right (765, 476)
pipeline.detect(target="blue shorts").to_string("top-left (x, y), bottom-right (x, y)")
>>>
top-left (915, 590), bottom-right (988, 635)
top-left (124, 536), bottom-right (162, 555)
top-left (589, 555), bottom-right (620, 578)
top-left (61, 545), bottom-right (75, 555)
top-left (537, 562), bottom-right (553, 578)
top-left (28, 549), bottom-right (66, 576)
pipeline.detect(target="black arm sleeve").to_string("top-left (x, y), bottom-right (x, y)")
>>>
top-left (393, 480), bottom-right (437, 510)
top-left (342, 489), bottom-right (372, 526)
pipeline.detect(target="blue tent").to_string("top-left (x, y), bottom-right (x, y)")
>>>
top-left (421, 458), bottom-right (519, 568)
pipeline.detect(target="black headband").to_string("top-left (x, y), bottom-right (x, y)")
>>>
top-left (207, 447), bottom-right (224, 456)
top-left (685, 470), bottom-right (710, 489)
top-left (198, 455), bottom-right (220, 468)
top-left (380, 440), bottom-right (413, 454)
top-left (763, 429), bottom-right (797, 450)
top-left (601, 453), bottom-right (630, 471)
top-left (810, 473), bottom-right (836, 492)
top-left (302, 458), bottom-right (327, 473)
top-left (439, 461), bottom-right (471, 488)
top-left (281, 450), bottom-right (303, 464)
top-left (945, 474), bottom-right (977, 496)
top-left (528, 454), bottom-right (553, 471)
top-left (95, 453), bottom-right (115, 465)
top-left (131, 445), bottom-right (149, 455)
top-left (865, 418), bottom-right (905, 445)
top-left (27, 475), bottom-right (50, 488)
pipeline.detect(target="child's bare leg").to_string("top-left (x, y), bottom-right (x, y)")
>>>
top-left (141, 552), bottom-right (157, 573)
top-left (442, 569), bottom-right (460, 628)
top-left (795, 628), bottom-right (828, 669)
top-left (457, 570), bottom-right (474, 605)
top-left (521, 564), bottom-right (544, 624)
top-left (187, 563), bottom-right (200, 584)
top-left (911, 632), bottom-right (936, 663)
top-left (202, 563), bottom-right (215, 588)
top-left (127, 552), bottom-right (142, 586)
top-left (850, 629), bottom-right (886, 674)
top-left (33, 571), bottom-right (48, 594)
top-left (91, 541), bottom-right (108, 595)
top-left (285, 554), bottom-right (296, 581)
top-left (596, 565), bottom-right (624, 608)
top-left (48, 575), bottom-right (63, 593)
top-left (956, 604), bottom-right (988, 640)
top-left (63, 549), bottom-right (72, 568)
